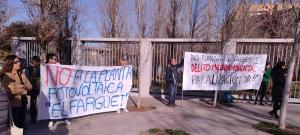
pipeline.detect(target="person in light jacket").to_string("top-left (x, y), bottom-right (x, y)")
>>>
top-left (46, 53), bottom-right (71, 128)
top-left (1, 55), bottom-right (32, 129)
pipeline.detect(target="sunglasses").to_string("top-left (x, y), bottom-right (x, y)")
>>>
top-left (13, 61), bottom-right (20, 64)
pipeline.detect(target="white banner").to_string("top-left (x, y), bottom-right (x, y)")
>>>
top-left (37, 64), bottom-right (132, 120)
top-left (183, 52), bottom-right (267, 91)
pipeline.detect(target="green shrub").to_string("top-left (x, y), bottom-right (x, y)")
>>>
top-left (165, 129), bottom-right (189, 135)
top-left (253, 122), bottom-right (300, 135)
top-left (148, 128), bottom-right (160, 133)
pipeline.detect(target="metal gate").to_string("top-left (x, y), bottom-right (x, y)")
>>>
top-left (11, 37), bottom-right (72, 65)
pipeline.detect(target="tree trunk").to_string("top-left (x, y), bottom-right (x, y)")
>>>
top-left (278, 12), bottom-right (300, 130)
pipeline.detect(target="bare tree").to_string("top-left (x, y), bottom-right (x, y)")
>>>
top-left (278, 0), bottom-right (300, 130)
top-left (150, 0), bottom-right (168, 38)
top-left (185, 0), bottom-right (206, 38)
top-left (0, 0), bottom-right (8, 31)
top-left (166, 0), bottom-right (185, 58)
top-left (98, 0), bottom-right (129, 38)
top-left (22, 0), bottom-right (81, 62)
top-left (166, 0), bottom-right (182, 38)
top-left (216, 0), bottom-right (265, 52)
top-left (219, 0), bottom-right (298, 39)
top-left (0, 0), bottom-right (10, 51)
top-left (216, 0), bottom-right (300, 129)
top-left (203, 0), bottom-right (217, 40)
top-left (135, 0), bottom-right (148, 38)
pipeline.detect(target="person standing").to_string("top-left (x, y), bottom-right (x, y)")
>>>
top-left (46, 53), bottom-right (71, 128)
top-left (116, 54), bottom-right (130, 113)
top-left (26, 56), bottom-right (41, 123)
top-left (254, 62), bottom-right (271, 105)
top-left (0, 85), bottom-right (11, 135)
top-left (269, 61), bottom-right (286, 119)
top-left (0, 55), bottom-right (32, 128)
top-left (165, 58), bottom-right (184, 106)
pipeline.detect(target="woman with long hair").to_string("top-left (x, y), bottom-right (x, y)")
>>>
top-left (0, 55), bottom-right (32, 128)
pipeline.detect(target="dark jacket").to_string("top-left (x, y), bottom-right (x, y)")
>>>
top-left (165, 59), bottom-right (184, 84)
top-left (0, 87), bottom-right (10, 135)
top-left (271, 64), bottom-right (286, 100)
top-left (26, 66), bottom-right (41, 94)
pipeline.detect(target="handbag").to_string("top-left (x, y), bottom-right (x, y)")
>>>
top-left (10, 124), bottom-right (23, 135)
top-left (8, 72), bottom-right (25, 135)
top-left (9, 98), bottom-right (24, 135)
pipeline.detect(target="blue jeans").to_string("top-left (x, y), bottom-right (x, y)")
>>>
top-left (167, 82), bottom-right (177, 104)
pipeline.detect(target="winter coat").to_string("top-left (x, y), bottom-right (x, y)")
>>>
top-left (26, 66), bottom-right (40, 95)
top-left (271, 66), bottom-right (286, 101)
top-left (165, 59), bottom-right (184, 84)
top-left (0, 86), bottom-right (10, 135)
top-left (1, 70), bottom-right (32, 107)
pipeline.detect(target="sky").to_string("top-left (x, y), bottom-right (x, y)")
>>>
top-left (6, 0), bottom-right (267, 38)
top-left (7, 0), bottom-right (101, 38)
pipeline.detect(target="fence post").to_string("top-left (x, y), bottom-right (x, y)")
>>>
top-left (139, 40), bottom-right (153, 97)
top-left (223, 40), bottom-right (237, 54)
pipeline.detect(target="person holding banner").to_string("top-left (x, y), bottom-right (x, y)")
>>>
top-left (0, 55), bottom-right (32, 129)
top-left (254, 62), bottom-right (271, 105)
top-left (116, 52), bottom-right (130, 113)
top-left (165, 58), bottom-right (184, 106)
top-left (46, 53), bottom-right (72, 128)
top-left (269, 61), bottom-right (286, 119)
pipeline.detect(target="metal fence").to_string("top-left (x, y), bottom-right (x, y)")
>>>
top-left (80, 41), bottom-right (140, 89)
top-left (12, 38), bottom-right (72, 65)
top-left (151, 42), bottom-right (220, 94)
top-left (11, 37), bottom-right (300, 102)
top-left (234, 40), bottom-right (299, 102)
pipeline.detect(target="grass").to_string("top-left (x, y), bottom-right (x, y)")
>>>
top-left (148, 128), bottom-right (160, 134)
top-left (165, 129), bottom-right (189, 135)
top-left (145, 128), bottom-right (189, 135)
top-left (253, 122), bottom-right (300, 135)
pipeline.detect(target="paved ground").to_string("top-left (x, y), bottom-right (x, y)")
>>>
top-left (25, 95), bottom-right (300, 135)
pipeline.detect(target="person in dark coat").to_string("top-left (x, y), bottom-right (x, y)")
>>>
top-left (26, 56), bottom-right (41, 123)
top-left (269, 61), bottom-right (286, 119)
top-left (0, 86), bottom-right (11, 135)
top-left (165, 58), bottom-right (184, 106)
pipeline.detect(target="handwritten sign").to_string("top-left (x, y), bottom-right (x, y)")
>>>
top-left (37, 64), bottom-right (132, 120)
top-left (183, 52), bottom-right (267, 91)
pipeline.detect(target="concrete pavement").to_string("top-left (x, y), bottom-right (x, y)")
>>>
top-left (25, 95), bottom-right (300, 135)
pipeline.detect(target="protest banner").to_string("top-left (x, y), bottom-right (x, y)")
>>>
top-left (37, 64), bottom-right (132, 120)
top-left (183, 52), bottom-right (267, 91)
